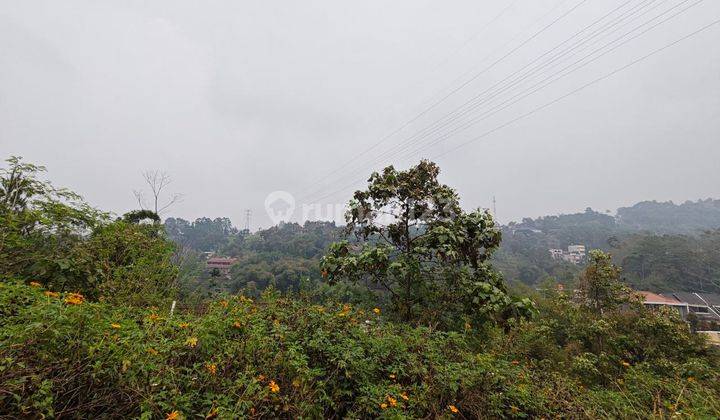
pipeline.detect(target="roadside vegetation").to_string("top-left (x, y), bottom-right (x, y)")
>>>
top-left (1, 156), bottom-right (719, 418)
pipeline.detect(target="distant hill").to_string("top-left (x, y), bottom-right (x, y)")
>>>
top-left (616, 199), bottom-right (720, 234)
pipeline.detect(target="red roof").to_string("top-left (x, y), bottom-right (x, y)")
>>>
top-left (636, 291), bottom-right (685, 305)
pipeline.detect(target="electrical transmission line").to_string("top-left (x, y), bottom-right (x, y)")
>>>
top-left (300, 0), bottom-right (665, 200)
top-left (296, 0), bottom-right (579, 198)
top-left (306, 7), bottom-right (718, 203)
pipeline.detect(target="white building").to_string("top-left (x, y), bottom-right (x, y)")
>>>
top-left (549, 245), bottom-right (586, 264)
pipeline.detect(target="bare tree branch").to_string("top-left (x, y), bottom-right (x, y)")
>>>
top-left (134, 170), bottom-right (182, 216)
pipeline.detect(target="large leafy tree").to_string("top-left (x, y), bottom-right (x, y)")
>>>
top-left (0, 156), bottom-right (103, 282)
top-left (0, 157), bottom-right (178, 306)
top-left (321, 160), bottom-right (531, 328)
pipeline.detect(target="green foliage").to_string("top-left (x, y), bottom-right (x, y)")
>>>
top-left (0, 157), bottom-right (178, 307)
top-left (321, 161), bottom-right (530, 328)
top-left (122, 209), bottom-right (161, 224)
top-left (617, 199), bottom-right (720, 234)
top-left (613, 230), bottom-right (720, 293)
top-left (2, 281), bottom-right (718, 418)
top-left (68, 220), bottom-right (179, 306)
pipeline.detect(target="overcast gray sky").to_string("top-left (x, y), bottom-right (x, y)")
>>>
top-left (2, 0), bottom-right (719, 229)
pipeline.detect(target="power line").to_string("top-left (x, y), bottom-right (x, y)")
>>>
top-left (399, 0), bottom-right (703, 161)
top-left (301, 0), bottom-right (658, 198)
top-left (296, 0), bottom-right (577, 199)
top-left (431, 15), bottom-right (719, 160)
top-left (307, 8), bottom-right (718, 203)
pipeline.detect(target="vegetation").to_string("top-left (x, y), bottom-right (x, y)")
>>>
top-left (1, 156), bottom-right (719, 418)
top-left (321, 160), bottom-right (531, 328)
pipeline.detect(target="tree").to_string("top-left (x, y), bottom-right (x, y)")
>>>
top-left (0, 157), bottom-right (104, 282)
top-left (321, 160), bottom-right (532, 328)
top-left (576, 250), bottom-right (633, 314)
top-left (133, 170), bottom-right (182, 215)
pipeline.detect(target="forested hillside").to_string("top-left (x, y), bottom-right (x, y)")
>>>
top-left (167, 200), bottom-right (720, 295)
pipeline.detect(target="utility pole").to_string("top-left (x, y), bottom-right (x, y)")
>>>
top-left (244, 209), bottom-right (251, 233)
top-left (492, 196), bottom-right (497, 221)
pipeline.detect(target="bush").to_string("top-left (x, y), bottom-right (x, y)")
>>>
top-left (2, 281), bottom-right (719, 418)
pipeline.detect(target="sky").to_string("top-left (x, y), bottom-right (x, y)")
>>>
top-left (1, 0), bottom-right (719, 229)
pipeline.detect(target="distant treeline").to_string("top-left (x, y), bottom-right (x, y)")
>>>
top-left (168, 199), bottom-right (720, 295)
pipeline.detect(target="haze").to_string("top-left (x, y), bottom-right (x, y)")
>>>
top-left (1, 0), bottom-right (719, 228)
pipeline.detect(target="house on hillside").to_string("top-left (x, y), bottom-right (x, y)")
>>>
top-left (636, 291), bottom-right (720, 325)
top-left (206, 256), bottom-right (237, 276)
top-left (549, 244), bottom-right (586, 264)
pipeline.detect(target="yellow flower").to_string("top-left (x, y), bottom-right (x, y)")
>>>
top-left (389, 374), bottom-right (396, 379)
top-left (338, 304), bottom-right (351, 317)
top-left (387, 396), bottom-right (397, 407)
top-left (292, 378), bottom-right (301, 388)
top-left (148, 313), bottom-right (160, 321)
top-left (621, 361), bottom-right (630, 367)
top-left (110, 323), bottom-right (122, 329)
top-left (206, 363), bottom-right (217, 375)
top-left (166, 410), bottom-right (181, 420)
top-left (178, 322), bottom-right (189, 328)
top-left (269, 380), bottom-right (280, 393)
top-left (186, 337), bottom-right (198, 347)
top-left (219, 300), bottom-right (229, 308)
top-left (373, 307), bottom-right (381, 315)
top-left (380, 403), bottom-right (388, 410)
top-left (64, 293), bottom-right (84, 305)
top-left (400, 392), bottom-right (409, 401)
top-left (44, 291), bottom-right (59, 298)
top-left (206, 407), bottom-right (218, 419)
top-left (30, 281), bottom-right (42, 288)
top-left (448, 405), bottom-right (459, 413)
top-left (688, 376), bottom-right (696, 382)
top-left (147, 348), bottom-right (158, 355)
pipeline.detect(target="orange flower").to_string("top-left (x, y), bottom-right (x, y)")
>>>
top-left (64, 293), bottom-right (84, 305)
top-left (219, 300), bottom-right (229, 308)
top-left (186, 337), bottom-right (198, 347)
top-left (166, 410), bottom-right (181, 420)
top-left (400, 392), bottom-right (409, 401)
top-left (44, 291), bottom-right (59, 298)
top-left (178, 322), bottom-right (189, 328)
top-left (147, 348), bottom-right (158, 355)
top-left (148, 313), bottom-right (160, 321)
top-left (110, 323), bottom-right (122, 329)
top-left (206, 363), bottom-right (217, 375)
top-left (387, 396), bottom-right (397, 407)
top-left (511, 360), bottom-right (519, 365)
top-left (373, 307), bottom-right (381, 315)
top-left (338, 304), bottom-right (351, 317)
top-left (380, 403), bottom-right (388, 410)
top-left (233, 321), bottom-right (242, 328)
top-left (621, 361), bottom-right (630, 367)
top-left (269, 380), bottom-right (280, 393)
top-left (30, 281), bottom-right (42, 288)
top-left (448, 405), bottom-right (459, 413)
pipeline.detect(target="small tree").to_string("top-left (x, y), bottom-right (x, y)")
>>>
top-left (576, 250), bottom-right (633, 314)
top-left (321, 160), bottom-right (532, 328)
